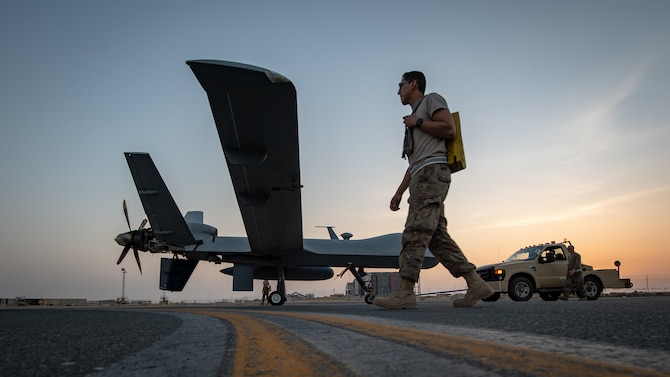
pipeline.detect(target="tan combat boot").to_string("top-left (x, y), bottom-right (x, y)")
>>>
top-left (372, 278), bottom-right (417, 309)
top-left (453, 270), bottom-right (494, 307)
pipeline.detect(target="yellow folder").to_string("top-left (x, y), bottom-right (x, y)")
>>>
top-left (447, 112), bottom-right (466, 173)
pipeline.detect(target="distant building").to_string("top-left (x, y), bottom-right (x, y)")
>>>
top-left (347, 272), bottom-right (420, 297)
top-left (0, 297), bottom-right (87, 306)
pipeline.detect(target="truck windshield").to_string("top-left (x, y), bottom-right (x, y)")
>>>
top-left (504, 246), bottom-right (542, 262)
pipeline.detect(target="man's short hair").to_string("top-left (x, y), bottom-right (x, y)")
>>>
top-left (403, 71), bottom-right (426, 93)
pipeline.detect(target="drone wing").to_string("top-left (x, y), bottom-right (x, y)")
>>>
top-left (187, 60), bottom-right (302, 254)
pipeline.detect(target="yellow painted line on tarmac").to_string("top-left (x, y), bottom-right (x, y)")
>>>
top-left (228, 310), bottom-right (667, 377)
top-left (182, 310), bottom-right (353, 377)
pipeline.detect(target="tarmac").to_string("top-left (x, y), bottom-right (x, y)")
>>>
top-left (1, 296), bottom-right (669, 376)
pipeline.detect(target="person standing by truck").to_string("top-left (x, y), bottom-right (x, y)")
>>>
top-left (559, 245), bottom-right (588, 301)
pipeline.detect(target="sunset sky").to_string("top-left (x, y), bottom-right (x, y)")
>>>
top-left (1, 1), bottom-right (668, 301)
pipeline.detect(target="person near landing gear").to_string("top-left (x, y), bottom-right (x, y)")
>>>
top-left (261, 279), bottom-right (271, 305)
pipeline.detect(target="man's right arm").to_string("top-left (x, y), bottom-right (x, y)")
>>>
top-left (390, 168), bottom-right (411, 211)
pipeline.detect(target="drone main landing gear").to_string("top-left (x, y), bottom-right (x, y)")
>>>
top-left (269, 265), bottom-right (287, 306)
top-left (339, 263), bottom-right (374, 304)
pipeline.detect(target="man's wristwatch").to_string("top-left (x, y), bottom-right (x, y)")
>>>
top-left (416, 118), bottom-right (423, 128)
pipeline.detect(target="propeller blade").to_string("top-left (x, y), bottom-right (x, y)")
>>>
top-left (133, 248), bottom-right (142, 275)
top-left (138, 219), bottom-right (147, 230)
top-left (117, 245), bottom-right (131, 265)
top-left (123, 200), bottom-right (131, 231)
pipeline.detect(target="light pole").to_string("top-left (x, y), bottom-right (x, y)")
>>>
top-left (121, 268), bottom-right (126, 303)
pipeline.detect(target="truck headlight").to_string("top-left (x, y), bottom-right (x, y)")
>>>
top-left (493, 269), bottom-right (505, 280)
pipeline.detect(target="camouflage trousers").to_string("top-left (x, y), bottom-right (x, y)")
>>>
top-left (563, 271), bottom-right (587, 298)
top-left (399, 164), bottom-right (475, 282)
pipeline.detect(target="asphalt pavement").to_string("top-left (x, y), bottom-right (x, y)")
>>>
top-left (1, 296), bottom-right (668, 376)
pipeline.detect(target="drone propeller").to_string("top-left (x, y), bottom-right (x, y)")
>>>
top-left (123, 200), bottom-right (131, 231)
top-left (115, 200), bottom-right (147, 274)
top-left (117, 245), bottom-right (131, 265)
top-left (133, 248), bottom-right (142, 275)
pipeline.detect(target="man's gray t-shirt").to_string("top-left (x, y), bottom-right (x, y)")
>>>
top-left (407, 92), bottom-right (450, 173)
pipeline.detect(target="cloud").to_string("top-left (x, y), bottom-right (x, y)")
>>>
top-left (562, 69), bottom-right (643, 164)
top-left (485, 185), bottom-right (670, 229)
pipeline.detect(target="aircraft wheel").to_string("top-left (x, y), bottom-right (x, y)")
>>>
top-left (268, 291), bottom-right (285, 306)
top-left (364, 294), bottom-right (374, 304)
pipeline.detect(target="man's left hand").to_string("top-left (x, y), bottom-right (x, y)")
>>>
top-left (403, 115), bottom-right (419, 128)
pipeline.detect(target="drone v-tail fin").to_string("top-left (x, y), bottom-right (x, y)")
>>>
top-left (124, 152), bottom-right (196, 247)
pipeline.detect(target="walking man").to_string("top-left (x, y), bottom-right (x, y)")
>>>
top-left (373, 71), bottom-right (493, 309)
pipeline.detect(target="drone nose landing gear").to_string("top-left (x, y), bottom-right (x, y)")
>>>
top-left (339, 263), bottom-right (374, 304)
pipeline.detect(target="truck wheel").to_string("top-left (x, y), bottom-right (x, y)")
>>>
top-left (482, 292), bottom-right (501, 302)
top-left (539, 292), bottom-right (559, 301)
top-left (508, 277), bottom-right (534, 301)
top-left (584, 276), bottom-right (602, 300)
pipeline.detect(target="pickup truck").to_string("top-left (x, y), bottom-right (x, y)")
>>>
top-left (476, 240), bottom-right (633, 301)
